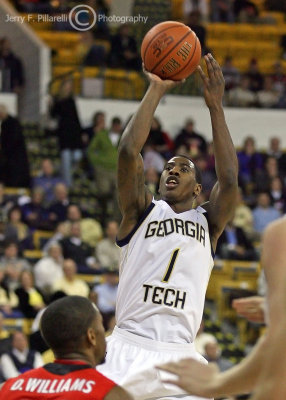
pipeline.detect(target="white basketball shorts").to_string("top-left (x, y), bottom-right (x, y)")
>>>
top-left (97, 326), bottom-right (213, 400)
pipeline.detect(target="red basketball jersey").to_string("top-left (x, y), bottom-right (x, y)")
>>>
top-left (0, 359), bottom-right (116, 400)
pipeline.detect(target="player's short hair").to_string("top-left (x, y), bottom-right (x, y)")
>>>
top-left (176, 155), bottom-right (202, 185)
top-left (40, 296), bottom-right (97, 353)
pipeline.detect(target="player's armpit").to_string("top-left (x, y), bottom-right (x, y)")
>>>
top-left (104, 385), bottom-right (134, 400)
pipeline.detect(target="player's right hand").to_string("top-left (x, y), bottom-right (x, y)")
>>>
top-left (143, 64), bottom-right (185, 92)
top-left (232, 296), bottom-right (265, 323)
top-left (156, 358), bottom-right (220, 398)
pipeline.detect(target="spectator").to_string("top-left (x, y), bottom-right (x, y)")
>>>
top-left (246, 59), bottom-right (264, 92)
top-left (221, 56), bottom-right (240, 91)
top-left (0, 37), bottom-right (24, 93)
top-left (0, 311), bottom-right (11, 358)
top-left (266, 137), bottom-right (286, 173)
top-left (143, 143), bottom-right (165, 173)
top-left (60, 222), bottom-right (98, 271)
top-left (48, 182), bottom-right (70, 226)
top-left (147, 117), bottom-right (174, 160)
top-left (237, 136), bottom-right (264, 188)
top-left (109, 24), bottom-right (141, 70)
top-left (21, 187), bottom-right (50, 231)
top-left (255, 156), bottom-right (280, 192)
top-left (194, 320), bottom-right (217, 356)
top-left (34, 242), bottom-right (64, 296)
top-left (269, 177), bottom-right (286, 213)
top-left (194, 156), bottom-right (216, 197)
top-left (0, 183), bottom-right (14, 223)
top-left (92, 267), bottom-right (118, 330)
top-left (52, 258), bottom-right (90, 297)
top-left (52, 0), bottom-right (71, 31)
top-left (270, 61), bottom-right (286, 95)
top-left (0, 311), bottom-right (9, 340)
top-left (50, 78), bottom-right (82, 187)
top-left (233, 188), bottom-right (255, 240)
top-left (79, 31), bottom-right (106, 67)
top-left (0, 270), bottom-right (18, 315)
top-left (96, 220), bottom-right (120, 271)
top-left (204, 341), bottom-right (233, 372)
top-left (15, 270), bottom-right (45, 319)
top-left (4, 206), bottom-right (29, 245)
top-left (252, 192), bottom-right (281, 236)
top-left (216, 218), bottom-right (257, 261)
top-left (227, 75), bottom-right (256, 107)
top-left (145, 167), bottom-right (160, 196)
top-left (82, 110), bottom-right (106, 147)
top-left (108, 116), bottom-right (122, 147)
top-left (64, 204), bottom-right (103, 248)
top-left (0, 104), bottom-right (30, 188)
top-left (0, 241), bottom-right (30, 291)
top-left (87, 114), bottom-right (120, 220)
top-left (183, 0), bottom-right (209, 21)
top-left (1, 331), bottom-right (43, 380)
top-left (17, 0), bottom-right (51, 13)
top-left (32, 159), bottom-right (63, 206)
top-left (234, 0), bottom-right (259, 22)
top-left (210, 0), bottom-right (234, 22)
top-left (185, 11), bottom-right (208, 55)
top-left (42, 222), bottom-right (70, 253)
top-left (174, 118), bottom-right (207, 157)
top-left (257, 76), bottom-right (280, 108)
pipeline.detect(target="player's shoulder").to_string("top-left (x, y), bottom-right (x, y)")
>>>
top-left (104, 385), bottom-right (133, 400)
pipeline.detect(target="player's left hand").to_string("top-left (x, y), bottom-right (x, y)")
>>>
top-left (232, 296), bottom-right (265, 323)
top-left (143, 64), bottom-right (185, 92)
top-left (157, 358), bottom-right (219, 398)
top-left (197, 54), bottom-right (225, 110)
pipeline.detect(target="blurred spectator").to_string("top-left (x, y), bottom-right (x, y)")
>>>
top-left (257, 76), bottom-right (279, 108)
top-left (0, 270), bottom-right (18, 315)
top-left (42, 222), bottom-right (70, 253)
top-left (4, 206), bottom-right (29, 245)
top-left (143, 144), bottom-right (165, 173)
top-left (52, 0), bottom-right (71, 31)
top-left (82, 111), bottom-right (106, 147)
top-left (269, 177), bottom-right (286, 213)
top-left (95, 220), bottom-right (120, 270)
top-left (0, 104), bottom-right (30, 188)
top-left (221, 56), bottom-right (240, 91)
top-left (1, 331), bottom-right (43, 380)
top-left (48, 183), bottom-right (70, 226)
top-left (92, 267), bottom-right (118, 329)
top-left (174, 118), bottom-right (207, 157)
top-left (108, 116), bottom-right (122, 147)
top-left (0, 311), bottom-right (11, 358)
top-left (17, 0), bottom-right (51, 13)
top-left (234, 0), bottom-right (259, 23)
top-left (255, 156), bottom-right (280, 192)
top-left (87, 114), bottom-right (120, 220)
top-left (210, 0), bottom-right (234, 22)
top-left (79, 31), bottom-right (106, 67)
top-left (52, 258), bottom-right (90, 297)
top-left (194, 320), bottom-right (217, 356)
top-left (0, 311), bottom-right (9, 340)
top-left (246, 59), bottom-right (264, 93)
top-left (271, 62), bottom-right (286, 95)
top-left (34, 243), bottom-right (64, 296)
top-left (183, 0), bottom-right (209, 21)
top-left (252, 192), bottom-right (281, 236)
top-left (185, 11), bottom-right (207, 55)
top-left (64, 204), bottom-right (103, 248)
top-left (194, 156), bottom-right (216, 197)
top-left (237, 136), bottom-right (263, 188)
top-left (264, 0), bottom-right (286, 12)
top-left (233, 188), bottom-right (255, 240)
top-left (109, 24), bottom-right (141, 70)
top-left (145, 167), bottom-right (160, 196)
top-left (0, 37), bottom-right (24, 93)
top-left (266, 137), bottom-right (286, 176)
top-left (21, 187), bottom-right (50, 231)
top-left (50, 78), bottom-right (82, 187)
top-left (204, 341), bottom-right (233, 372)
top-left (0, 241), bottom-right (30, 291)
top-left (60, 222), bottom-right (98, 271)
top-left (216, 218), bottom-right (257, 261)
top-left (147, 117), bottom-right (174, 159)
top-left (0, 183), bottom-right (14, 223)
top-left (32, 159), bottom-right (63, 206)
top-left (87, 0), bottom-right (110, 39)
top-left (227, 75), bottom-right (256, 107)
top-left (15, 271), bottom-right (45, 319)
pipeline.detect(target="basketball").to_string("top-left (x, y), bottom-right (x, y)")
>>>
top-left (141, 21), bottom-right (201, 81)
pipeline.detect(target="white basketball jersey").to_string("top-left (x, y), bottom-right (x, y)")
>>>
top-left (116, 199), bottom-right (214, 344)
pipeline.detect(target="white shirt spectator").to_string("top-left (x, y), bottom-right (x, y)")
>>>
top-left (34, 256), bottom-right (63, 292)
top-left (1, 349), bottom-right (43, 380)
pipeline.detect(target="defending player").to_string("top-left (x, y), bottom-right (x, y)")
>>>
top-left (157, 218), bottom-right (286, 400)
top-left (97, 53), bottom-right (238, 400)
top-left (0, 296), bottom-right (133, 400)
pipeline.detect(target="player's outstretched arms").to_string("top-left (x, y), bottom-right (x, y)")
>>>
top-left (197, 54), bottom-right (238, 250)
top-left (117, 67), bottom-right (182, 238)
top-left (232, 296), bottom-right (265, 323)
top-left (104, 385), bottom-right (134, 400)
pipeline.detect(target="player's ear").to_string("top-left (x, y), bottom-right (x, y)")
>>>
top-left (87, 327), bottom-right (97, 347)
top-left (193, 183), bottom-right (202, 198)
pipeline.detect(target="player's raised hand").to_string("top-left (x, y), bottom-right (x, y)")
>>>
top-left (232, 296), bottom-right (265, 323)
top-left (197, 54), bottom-right (225, 109)
top-left (143, 64), bottom-right (185, 93)
top-left (157, 358), bottom-right (219, 398)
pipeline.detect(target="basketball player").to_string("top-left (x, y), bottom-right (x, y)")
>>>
top-left (0, 296), bottom-right (132, 400)
top-left (97, 53), bottom-right (238, 400)
top-left (157, 218), bottom-right (286, 400)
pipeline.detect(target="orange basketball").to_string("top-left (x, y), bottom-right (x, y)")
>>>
top-left (141, 21), bottom-right (201, 81)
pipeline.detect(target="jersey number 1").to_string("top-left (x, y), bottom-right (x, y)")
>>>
top-left (162, 248), bottom-right (180, 283)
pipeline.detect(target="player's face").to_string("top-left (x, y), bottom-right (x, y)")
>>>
top-left (159, 157), bottom-right (201, 204)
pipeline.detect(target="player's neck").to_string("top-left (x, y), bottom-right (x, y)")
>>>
top-left (165, 199), bottom-right (195, 214)
top-left (54, 352), bottom-right (95, 367)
